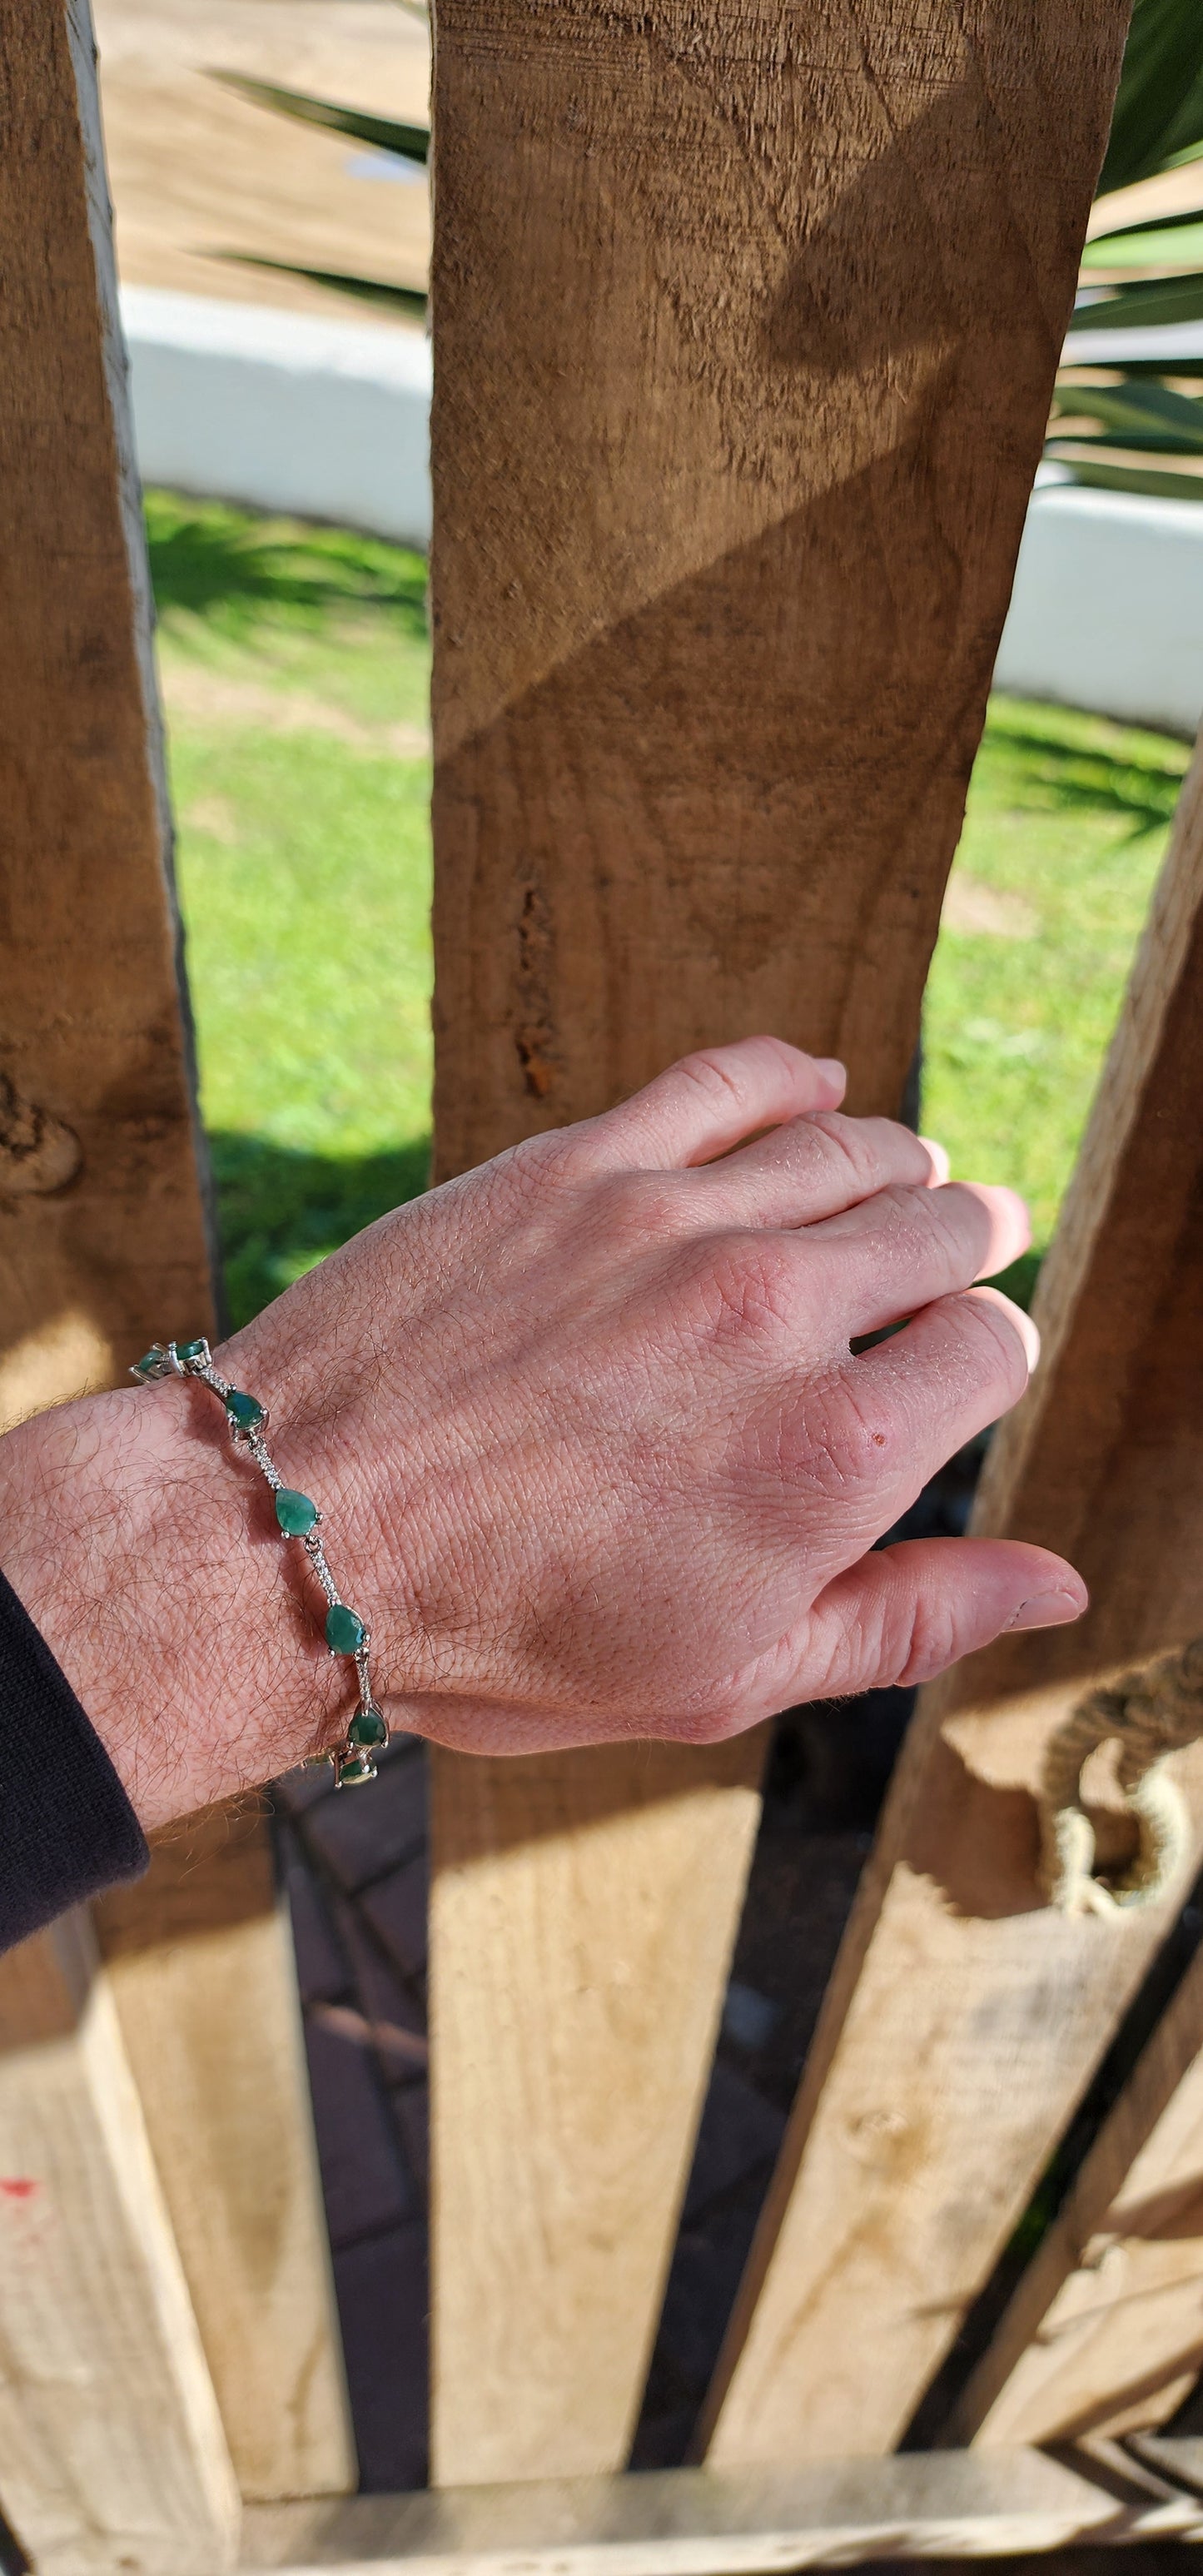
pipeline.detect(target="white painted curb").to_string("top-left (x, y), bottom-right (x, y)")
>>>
top-left (119, 286), bottom-right (431, 551)
top-left (997, 479), bottom-right (1203, 738)
top-left (119, 287), bottom-right (1203, 734)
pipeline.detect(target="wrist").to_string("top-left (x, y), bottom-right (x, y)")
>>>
top-left (0, 1369), bottom-right (354, 1830)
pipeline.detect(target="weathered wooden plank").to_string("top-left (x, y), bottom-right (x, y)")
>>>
top-left (231, 2442), bottom-right (1203, 2574)
top-left (703, 741), bottom-right (1203, 2467)
top-left (954, 1942), bottom-right (1203, 2449)
top-left (0, 0), bottom-right (216, 1413)
top-left (0, 0), bottom-right (353, 2514)
top-left (429, 0), bottom-right (1131, 2485)
top-left (430, 1739), bottom-right (766, 2483)
top-left (0, 1913), bottom-right (241, 2575)
top-left (95, 1801), bottom-right (356, 2502)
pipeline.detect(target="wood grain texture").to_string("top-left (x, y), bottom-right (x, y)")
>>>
top-left (0, 1), bottom-right (353, 2515)
top-left (230, 2441), bottom-right (1203, 2572)
top-left (955, 1942), bottom-right (1203, 2449)
top-left (0, 0), bottom-right (216, 1425)
top-left (703, 740), bottom-right (1203, 2469)
top-left (429, 0), bottom-right (1127, 2488)
top-left (95, 1802), bottom-right (356, 2502)
top-left (430, 0), bottom-right (1127, 1159)
top-left (0, 1913), bottom-right (240, 2574)
top-left (430, 1739), bottom-right (765, 2482)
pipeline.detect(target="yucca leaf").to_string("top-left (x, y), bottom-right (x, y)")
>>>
top-left (211, 70), bottom-right (429, 167)
top-left (1047, 456), bottom-right (1203, 501)
top-left (215, 251), bottom-right (428, 316)
top-left (1067, 271), bottom-right (1203, 331)
top-left (1082, 219), bottom-right (1203, 270)
top-left (1051, 376), bottom-right (1203, 447)
top-left (1060, 351), bottom-right (1203, 377)
top-left (1098, 0), bottom-right (1203, 195)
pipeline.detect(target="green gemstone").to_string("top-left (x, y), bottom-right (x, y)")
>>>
top-left (177, 1337), bottom-right (209, 1365)
top-left (132, 1345), bottom-right (167, 1380)
top-left (349, 1703), bottom-right (388, 1749)
top-left (337, 1753), bottom-right (377, 1788)
top-left (326, 1603), bottom-right (365, 1656)
top-left (276, 1488), bottom-right (318, 1537)
top-left (226, 1388), bottom-right (265, 1430)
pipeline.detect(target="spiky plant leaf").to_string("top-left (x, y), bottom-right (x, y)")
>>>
top-left (216, 251), bottom-right (427, 317)
top-left (211, 70), bottom-right (429, 167)
top-left (1097, 0), bottom-right (1203, 194)
top-left (1050, 376), bottom-right (1203, 446)
top-left (1082, 216), bottom-right (1203, 268)
top-left (1067, 271), bottom-right (1203, 331)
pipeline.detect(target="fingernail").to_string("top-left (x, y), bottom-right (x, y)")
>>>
top-left (920, 1136), bottom-right (950, 1184)
top-left (1007, 1589), bottom-right (1085, 1632)
top-left (815, 1057), bottom-right (845, 1085)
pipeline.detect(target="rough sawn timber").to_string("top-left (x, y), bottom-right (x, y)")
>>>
top-left (952, 1939), bottom-right (1203, 2447)
top-left (95, 1801), bottom-right (356, 2502)
top-left (0, 1914), bottom-right (240, 2575)
top-left (230, 2441), bottom-right (1203, 2573)
top-left (0, 0), bottom-right (353, 2518)
top-left (703, 738), bottom-right (1203, 2465)
top-left (428, 0), bottom-right (1130, 2488)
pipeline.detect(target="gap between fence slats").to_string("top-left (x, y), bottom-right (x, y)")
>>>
top-left (952, 1939), bottom-right (1203, 2448)
top-left (703, 732), bottom-right (1203, 2467)
top-left (0, 0), bottom-right (353, 2517)
top-left (428, 0), bottom-right (1131, 2485)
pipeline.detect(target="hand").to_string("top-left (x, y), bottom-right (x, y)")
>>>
top-left (0, 1037), bottom-right (1085, 1828)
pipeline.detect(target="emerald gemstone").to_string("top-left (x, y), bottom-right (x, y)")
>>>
top-left (349, 1703), bottom-right (388, 1749)
top-left (326, 1603), bottom-right (365, 1656)
top-left (276, 1488), bottom-right (318, 1537)
top-left (226, 1388), bottom-right (265, 1430)
top-left (336, 1753), bottom-right (377, 1788)
top-left (132, 1345), bottom-right (167, 1380)
top-left (177, 1337), bottom-right (209, 1365)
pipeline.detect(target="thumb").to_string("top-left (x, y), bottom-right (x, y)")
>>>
top-left (803, 1537), bottom-right (1087, 1698)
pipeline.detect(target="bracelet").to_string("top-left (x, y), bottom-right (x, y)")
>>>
top-left (131, 1337), bottom-right (387, 1788)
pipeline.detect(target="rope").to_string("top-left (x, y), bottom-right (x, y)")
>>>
top-left (1038, 1636), bottom-right (1203, 1916)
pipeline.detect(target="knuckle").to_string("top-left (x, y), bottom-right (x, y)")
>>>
top-left (676, 1047), bottom-right (750, 1111)
top-left (808, 1112), bottom-right (887, 1196)
top-left (955, 1290), bottom-right (1031, 1400)
top-left (788, 1370), bottom-right (901, 1498)
top-left (700, 1236), bottom-right (800, 1344)
top-left (600, 1170), bottom-right (696, 1256)
top-left (891, 1590), bottom-right (961, 1688)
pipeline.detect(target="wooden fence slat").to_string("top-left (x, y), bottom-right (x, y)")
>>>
top-left (233, 2441), bottom-right (1203, 2574)
top-left (702, 739), bottom-right (1203, 2469)
top-left (430, 1739), bottom-right (766, 2483)
top-left (95, 1803), bottom-right (356, 2503)
top-left (0, 1913), bottom-right (241, 2575)
top-left (0, 0), bottom-right (353, 2514)
top-left (429, 0), bottom-right (1129, 2484)
top-left (952, 1942), bottom-right (1203, 2449)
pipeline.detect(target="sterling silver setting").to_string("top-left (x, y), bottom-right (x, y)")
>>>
top-left (131, 1336), bottom-right (387, 1788)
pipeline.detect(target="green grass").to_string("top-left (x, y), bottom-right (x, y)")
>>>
top-left (148, 491), bottom-right (434, 1323)
top-left (922, 698), bottom-right (1186, 1305)
top-left (147, 489), bottom-right (1191, 1330)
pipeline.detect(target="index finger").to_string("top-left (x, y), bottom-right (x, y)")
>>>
top-left (577, 1037), bottom-right (847, 1171)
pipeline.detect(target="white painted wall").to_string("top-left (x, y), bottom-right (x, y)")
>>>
top-left (120, 287), bottom-right (1203, 736)
top-left (996, 476), bottom-right (1203, 738)
top-left (120, 287), bottom-right (431, 550)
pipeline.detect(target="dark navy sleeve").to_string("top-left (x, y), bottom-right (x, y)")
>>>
top-left (0, 1564), bottom-right (148, 1949)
